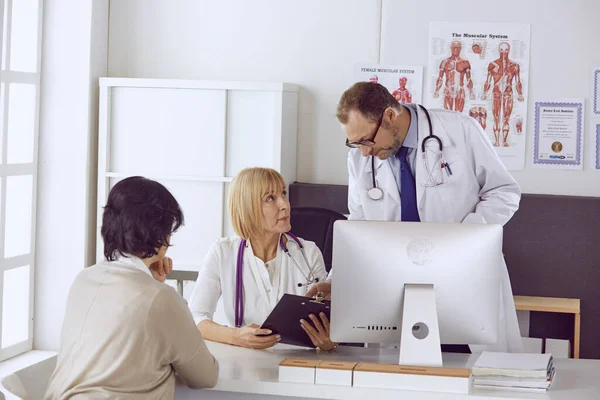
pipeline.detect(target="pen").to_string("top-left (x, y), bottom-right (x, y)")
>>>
top-left (445, 162), bottom-right (453, 176)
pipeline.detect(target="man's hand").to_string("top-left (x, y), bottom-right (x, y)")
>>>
top-left (305, 281), bottom-right (332, 300)
top-left (234, 324), bottom-right (280, 349)
top-left (149, 257), bottom-right (173, 283)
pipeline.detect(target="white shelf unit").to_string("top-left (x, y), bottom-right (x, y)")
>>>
top-left (96, 78), bottom-right (299, 271)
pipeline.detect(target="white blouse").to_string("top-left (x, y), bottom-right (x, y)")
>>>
top-left (189, 235), bottom-right (328, 327)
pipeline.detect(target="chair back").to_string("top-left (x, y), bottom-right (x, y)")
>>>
top-left (290, 207), bottom-right (347, 272)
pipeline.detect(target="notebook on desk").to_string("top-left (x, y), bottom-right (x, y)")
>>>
top-left (261, 293), bottom-right (331, 348)
top-left (472, 351), bottom-right (555, 392)
top-left (473, 352), bottom-right (553, 378)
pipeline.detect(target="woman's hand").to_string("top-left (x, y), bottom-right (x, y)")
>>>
top-left (305, 281), bottom-right (331, 300)
top-left (300, 312), bottom-right (337, 351)
top-left (234, 324), bottom-right (280, 349)
top-left (149, 257), bottom-right (173, 282)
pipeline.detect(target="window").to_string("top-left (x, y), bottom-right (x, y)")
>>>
top-left (0, 0), bottom-right (43, 361)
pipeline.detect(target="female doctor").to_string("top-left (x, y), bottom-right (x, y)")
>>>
top-left (189, 167), bottom-right (336, 351)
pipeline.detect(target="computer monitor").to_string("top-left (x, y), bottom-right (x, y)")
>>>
top-left (329, 221), bottom-right (502, 366)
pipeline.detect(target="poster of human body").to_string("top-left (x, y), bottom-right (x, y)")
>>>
top-left (354, 64), bottom-right (424, 104)
top-left (426, 22), bottom-right (531, 170)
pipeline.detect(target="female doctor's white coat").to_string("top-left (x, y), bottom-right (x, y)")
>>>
top-left (347, 106), bottom-right (523, 353)
top-left (189, 236), bottom-right (328, 328)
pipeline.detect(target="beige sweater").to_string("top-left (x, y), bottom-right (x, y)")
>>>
top-left (44, 257), bottom-right (219, 399)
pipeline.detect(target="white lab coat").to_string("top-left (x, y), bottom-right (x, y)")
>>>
top-left (189, 236), bottom-right (328, 328)
top-left (346, 106), bottom-right (523, 353)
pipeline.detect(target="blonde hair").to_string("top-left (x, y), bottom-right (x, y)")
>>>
top-left (228, 167), bottom-right (287, 240)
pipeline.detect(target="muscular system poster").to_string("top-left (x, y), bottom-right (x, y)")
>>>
top-left (426, 22), bottom-right (531, 170)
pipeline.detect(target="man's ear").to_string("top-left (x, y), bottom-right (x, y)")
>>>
top-left (384, 107), bottom-right (397, 125)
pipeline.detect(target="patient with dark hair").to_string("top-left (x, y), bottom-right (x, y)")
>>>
top-left (44, 176), bottom-right (219, 400)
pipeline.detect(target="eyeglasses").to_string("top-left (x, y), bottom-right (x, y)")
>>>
top-left (345, 110), bottom-right (385, 148)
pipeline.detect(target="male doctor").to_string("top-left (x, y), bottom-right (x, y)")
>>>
top-left (308, 82), bottom-right (523, 353)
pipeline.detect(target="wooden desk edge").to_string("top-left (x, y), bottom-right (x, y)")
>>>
top-left (355, 362), bottom-right (472, 378)
top-left (514, 305), bottom-right (580, 314)
top-left (513, 296), bottom-right (580, 314)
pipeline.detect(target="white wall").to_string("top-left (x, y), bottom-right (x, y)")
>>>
top-left (107, 0), bottom-right (382, 185)
top-left (35, 0), bottom-right (108, 350)
top-left (107, 0), bottom-right (600, 196)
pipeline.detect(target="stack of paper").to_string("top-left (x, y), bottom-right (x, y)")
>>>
top-left (472, 352), bottom-right (555, 393)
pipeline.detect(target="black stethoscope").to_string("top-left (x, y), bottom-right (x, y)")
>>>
top-left (234, 232), bottom-right (320, 327)
top-left (368, 104), bottom-right (447, 201)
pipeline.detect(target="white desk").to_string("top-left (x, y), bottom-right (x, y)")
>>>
top-left (175, 342), bottom-right (600, 400)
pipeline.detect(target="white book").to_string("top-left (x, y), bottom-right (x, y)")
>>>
top-left (474, 377), bottom-right (553, 389)
top-left (473, 352), bottom-right (553, 379)
top-left (473, 374), bottom-right (551, 383)
top-left (474, 384), bottom-right (548, 393)
top-left (473, 369), bottom-right (554, 379)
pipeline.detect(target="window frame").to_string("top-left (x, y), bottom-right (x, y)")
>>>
top-left (0, 0), bottom-right (44, 362)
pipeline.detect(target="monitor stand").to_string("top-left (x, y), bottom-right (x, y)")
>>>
top-left (398, 284), bottom-right (443, 367)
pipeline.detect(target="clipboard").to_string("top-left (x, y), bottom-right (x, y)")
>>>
top-left (261, 293), bottom-right (331, 348)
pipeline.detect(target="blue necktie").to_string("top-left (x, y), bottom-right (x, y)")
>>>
top-left (397, 146), bottom-right (421, 222)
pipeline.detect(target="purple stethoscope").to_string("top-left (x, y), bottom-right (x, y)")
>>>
top-left (234, 232), bottom-right (319, 327)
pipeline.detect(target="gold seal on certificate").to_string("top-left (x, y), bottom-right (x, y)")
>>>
top-left (551, 141), bottom-right (563, 153)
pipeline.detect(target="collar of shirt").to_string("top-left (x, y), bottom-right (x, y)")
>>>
top-left (399, 104), bottom-right (418, 150)
top-left (246, 237), bottom-right (283, 282)
top-left (113, 254), bottom-right (153, 278)
top-left (246, 238), bottom-right (283, 307)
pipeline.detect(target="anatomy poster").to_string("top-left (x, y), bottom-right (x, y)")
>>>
top-left (354, 64), bottom-right (424, 104)
top-left (426, 22), bottom-right (531, 170)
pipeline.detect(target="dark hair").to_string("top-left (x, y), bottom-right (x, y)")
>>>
top-left (101, 176), bottom-right (184, 261)
top-left (336, 82), bottom-right (400, 124)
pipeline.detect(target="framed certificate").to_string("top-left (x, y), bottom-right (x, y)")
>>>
top-left (596, 124), bottom-right (600, 170)
top-left (594, 69), bottom-right (600, 115)
top-left (533, 100), bottom-right (584, 170)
